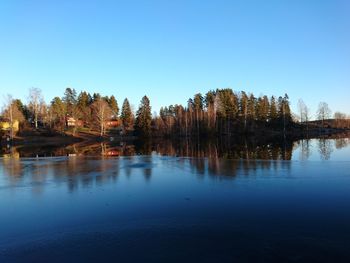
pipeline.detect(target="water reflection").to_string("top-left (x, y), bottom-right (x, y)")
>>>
top-left (294, 134), bottom-right (350, 161)
top-left (2, 134), bottom-right (348, 194)
top-left (150, 138), bottom-right (293, 160)
top-left (1, 133), bottom-right (350, 161)
top-left (0, 156), bottom-right (294, 194)
top-left (1, 136), bottom-right (350, 262)
top-left (297, 139), bottom-right (312, 161)
top-left (318, 139), bottom-right (334, 161)
top-left (335, 137), bottom-right (350, 149)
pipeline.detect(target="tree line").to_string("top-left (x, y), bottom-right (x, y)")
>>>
top-left (1, 87), bottom-right (349, 140)
top-left (154, 90), bottom-right (293, 137)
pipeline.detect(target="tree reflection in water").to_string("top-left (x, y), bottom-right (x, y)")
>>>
top-left (1, 135), bottom-right (350, 193)
top-left (0, 137), bottom-right (294, 193)
top-left (318, 139), bottom-right (334, 161)
top-left (1, 156), bottom-right (295, 194)
top-left (297, 139), bottom-right (312, 161)
top-left (1, 136), bottom-right (350, 162)
top-left (148, 137), bottom-right (293, 161)
top-left (335, 137), bottom-right (350, 149)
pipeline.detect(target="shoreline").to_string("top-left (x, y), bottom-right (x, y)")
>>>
top-left (1, 131), bottom-right (138, 147)
top-left (1, 127), bottom-right (349, 148)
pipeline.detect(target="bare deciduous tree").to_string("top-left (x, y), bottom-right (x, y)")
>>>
top-left (297, 99), bottom-right (311, 131)
top-left (298, 99), bottom-right (306, 123)
top-left (334, 111), bottom-right (349, 128)
top-left (91, 98), bottom-right (112, 136)
top-left (28, 87), bottom-right (44, 129)
top-left (334, 111), bottom-right (347, 120)
top-left (317, 102), bottom-right (331, 127)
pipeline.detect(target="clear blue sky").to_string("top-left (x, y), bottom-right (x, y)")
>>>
top-left (0, 0), bottom-right (349, 118)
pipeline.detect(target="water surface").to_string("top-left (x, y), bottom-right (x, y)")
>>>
top-left (0, 137), bottom-right (350, 262)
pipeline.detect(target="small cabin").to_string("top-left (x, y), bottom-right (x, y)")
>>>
top-left (66, 117), bottom-right (83, 127)
top-left (105, 149), bottom-right (120, 156)
top-left (105, 120), bottom-right (121, 128)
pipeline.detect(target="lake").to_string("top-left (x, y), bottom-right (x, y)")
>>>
top-left (1, 136), bottom-right (350, 262)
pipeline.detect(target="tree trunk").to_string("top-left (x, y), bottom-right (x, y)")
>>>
top-left (9, 104), bottom-right (14, 140)
top-left (35, 112), bottom-right (38, 129)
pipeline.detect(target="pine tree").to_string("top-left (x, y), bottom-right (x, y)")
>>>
top-left (193, 93), bottom-right (203, 134)
top-left (13, 99), bottom-right (30, 120)
top-left (120, 98), bottom-right (134, 132)
top-left (278, 94), bottom-right (291, 132)
top-left (92, 93), bottom-right (101, 102)
top-left (269, 96), bottom-right (278, 120)
top-left (205, 91), bottom-right (216, 130)
top-left (240, 91), bottom-right (248, 130)
top-left (51, 97), bottom-right (66, 125)
top-left (62, 88), bottom-right (77, 116)
top-left (108, 95), bottom-right (119, 119)
top-left (256, 96), bottom-right (270, 122)
top-left (76, 91), bottom-right (92, 126)
top-left (247, 94), bottom-right (256, 121)
top-left (135, 96), bottom-right (152, 136)
top-left (216, 89), bottom-right (239, 134)
top-left (256, 97), bottom-right (264, 121)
